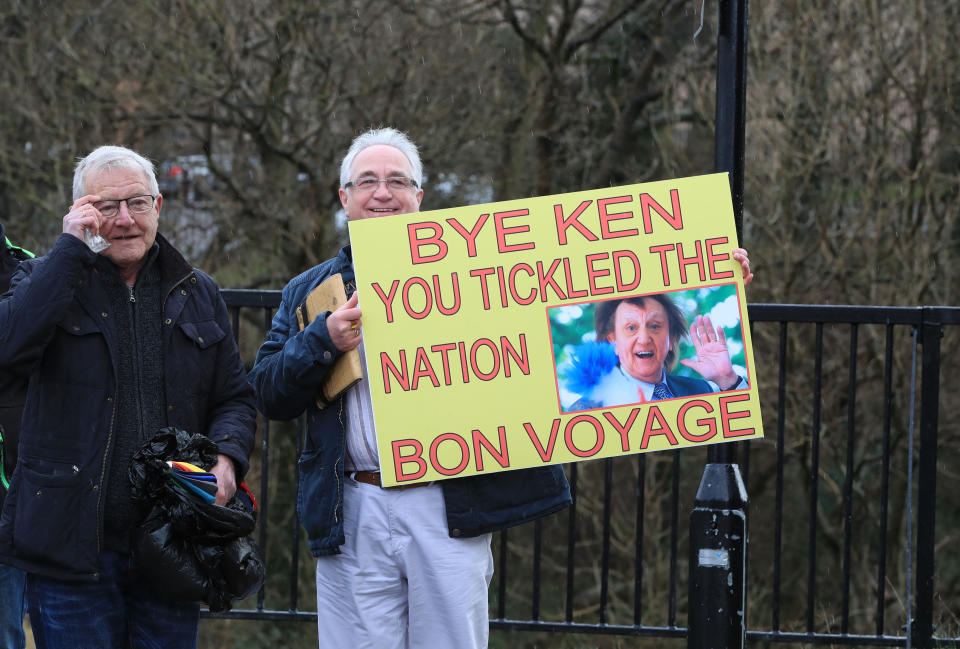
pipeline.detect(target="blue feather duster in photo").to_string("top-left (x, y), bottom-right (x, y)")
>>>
top-left (566, 341), bottom-right (619, 395)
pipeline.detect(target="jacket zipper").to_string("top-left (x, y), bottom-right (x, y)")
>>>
top-left (95, 395), bottom-right (119, 565)
top-left (130, 285), bottom-right (147, 451)
top-left (334, 395), bottom-right (346, 523)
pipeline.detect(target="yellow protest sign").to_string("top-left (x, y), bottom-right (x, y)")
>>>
top-left (349, 173), bottom-right (763, 486)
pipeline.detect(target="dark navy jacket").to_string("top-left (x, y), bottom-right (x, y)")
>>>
top-left (248, 246), bottom-right (571, 557)
top-left (0, 233), bottom-right (256, 580)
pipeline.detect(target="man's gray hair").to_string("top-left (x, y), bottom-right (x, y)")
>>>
top-left (339, 127), bottom-right (423, 189)
top-left (73, 145), bottom-right (160, 200)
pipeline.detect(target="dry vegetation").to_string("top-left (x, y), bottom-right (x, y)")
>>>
top-left (2, 0), bottom-right (958, 647)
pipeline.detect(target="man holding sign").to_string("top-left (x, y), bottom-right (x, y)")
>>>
top-left (249, 128), bottom-right (572, 649)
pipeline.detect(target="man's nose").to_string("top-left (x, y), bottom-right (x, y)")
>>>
top-left (372, 180), bottom-right (393, 198)
top-left (636, 327), bottom-right (652, 344)
top-left (114, 202), bottom-right (135, 225)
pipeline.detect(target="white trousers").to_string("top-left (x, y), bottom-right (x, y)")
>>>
top-left (315, 478), bottom-right (493, 649)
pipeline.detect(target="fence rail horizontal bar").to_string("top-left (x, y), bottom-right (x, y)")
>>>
top-left (221, 291), bottom-right (960, 327)
top-left (220, 288), bottom-right (282, 308)
top-left (745, 631), bottom-right (911, 646)
top-left (202, 609), bottom-right (318, 623)
top-left (749, 303), bottom-right (960, 325)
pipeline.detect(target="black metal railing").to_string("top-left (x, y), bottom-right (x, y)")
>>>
top-left (207, 291), bottom-right (960, 649)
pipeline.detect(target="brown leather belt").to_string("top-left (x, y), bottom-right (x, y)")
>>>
top-left (348, 470), bottom-right (431, 490)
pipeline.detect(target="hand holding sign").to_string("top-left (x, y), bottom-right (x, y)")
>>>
top-left (328, 292), bottom-right (363, 352)
top-left (732, 248), bottom-right (753, 286)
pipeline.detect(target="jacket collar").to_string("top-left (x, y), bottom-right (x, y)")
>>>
top-left (154, 232), bottom-right (194, 290)
top-left (91, 232), bottom-right (193, 292)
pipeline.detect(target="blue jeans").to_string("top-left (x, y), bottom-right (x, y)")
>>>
top-left (0, 562), bottom-right (26, 649)
top-left (27, 551), bottom-right (200, 649)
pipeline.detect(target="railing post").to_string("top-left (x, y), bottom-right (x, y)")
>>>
top-left (713, 0), bottom-right (749, 244)
top-left (688, 464), bottom-right (747, 649)
top-left (912, 310), bottom-right (941, 649)
top-left (689, 1), bottom-right (750, 648)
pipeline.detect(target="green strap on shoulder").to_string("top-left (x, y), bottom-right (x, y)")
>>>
top-left (5, 236), bottom-right (34, 259)
top-left (0, 426), bottom-right (8, 490)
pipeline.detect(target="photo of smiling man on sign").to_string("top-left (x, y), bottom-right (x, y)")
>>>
top-left (556, 282), bottom-right (750, 413)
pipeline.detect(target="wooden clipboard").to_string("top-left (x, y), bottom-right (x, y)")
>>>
top-left (295, 273), bottom-right (363, 409)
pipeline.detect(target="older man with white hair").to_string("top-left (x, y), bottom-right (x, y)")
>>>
top-left (0, 145), bottom-right (256, 648)
top-left (250, 127), bottom-right (572, 649)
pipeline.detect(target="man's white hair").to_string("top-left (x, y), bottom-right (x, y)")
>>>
top-left (339, 127), bottom-right (423, 189)
top-left (73, 145), bottom-right (159, 200)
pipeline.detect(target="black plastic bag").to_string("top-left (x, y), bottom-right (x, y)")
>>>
top-left (129, 427), bottom-right (265, 612)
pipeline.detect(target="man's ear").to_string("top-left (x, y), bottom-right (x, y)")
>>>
top-left (605, 332), bottom-right (615, 344)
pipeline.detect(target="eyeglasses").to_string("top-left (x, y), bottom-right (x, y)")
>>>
top-left (344, 176), bottom-right (419, 193)
top-left (93, 195), bottom-right (157, 218)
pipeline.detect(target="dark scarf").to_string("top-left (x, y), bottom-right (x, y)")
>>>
top-left (98, 247), bottom-right (166, 552)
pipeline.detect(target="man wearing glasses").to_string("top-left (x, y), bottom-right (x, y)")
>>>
top-left (0, 145), bottom-right (256, 648)
top-left (249, 128), bottom-right (571, 649)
